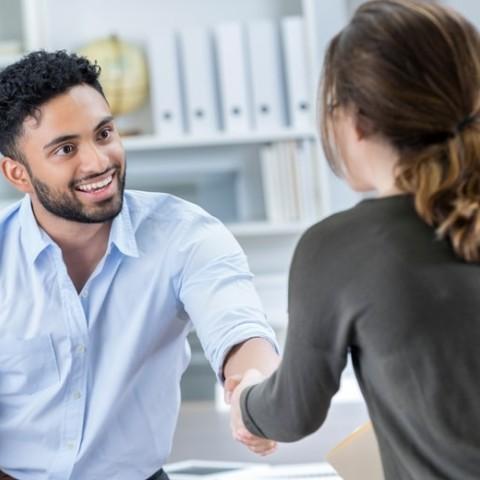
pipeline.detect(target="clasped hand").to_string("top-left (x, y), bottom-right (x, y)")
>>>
top-left (224, 369), bottom-right (277, 456)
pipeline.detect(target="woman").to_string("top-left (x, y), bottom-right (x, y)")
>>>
top-left (229, 1), bottom-right (480, 478)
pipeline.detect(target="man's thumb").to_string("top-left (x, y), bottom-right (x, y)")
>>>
top-left (224, 374), bottom-right (243, 404)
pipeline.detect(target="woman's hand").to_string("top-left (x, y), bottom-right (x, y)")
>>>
top-left (226, 369), bottom-right (277, 456)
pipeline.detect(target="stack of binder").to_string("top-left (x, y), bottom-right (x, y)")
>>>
top-left (260, 140), bottom-right (322, 223)
top-left (146, 16), bottom-right (313, 138)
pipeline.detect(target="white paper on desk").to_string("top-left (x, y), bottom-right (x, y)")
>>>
top-left (214, 21), bottom-right (252, 133)
top-left (254, 462), bottom-right (340, 479)
top-left (246, 19), bottom-right (287, 131)
top-left (165, 460), bottom-right (339, 480)
top-left (281, 16), bottom-right (313, 129)
top-left (164, 459), bottom-right (270, 479)
top-left (179, 27), bottom-right (220, 135)
top-left (147, 30), bottom-right (184, 137)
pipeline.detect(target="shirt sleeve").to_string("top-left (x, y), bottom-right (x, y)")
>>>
top-left (176, 214), bottom-right (279, 382)
top-left (240, 223), bottom-right (353, 442)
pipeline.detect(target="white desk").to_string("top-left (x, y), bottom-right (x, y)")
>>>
top-left (165, 460), bottom-right (340, 479)
top-left (169, 401), bottom-right (368, 466)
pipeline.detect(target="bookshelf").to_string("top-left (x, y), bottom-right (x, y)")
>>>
top-left (0, 0), bottom-right (364, 402)
top-left (0, 0), bottom-right (360, 246)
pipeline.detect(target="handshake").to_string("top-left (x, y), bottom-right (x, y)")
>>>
top-left (224, 369), bottom-right (277, 456)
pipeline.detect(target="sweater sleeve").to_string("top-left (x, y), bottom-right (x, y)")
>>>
top-left (240, 222), bottom-right (354, 442)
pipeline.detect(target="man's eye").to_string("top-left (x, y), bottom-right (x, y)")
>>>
top-left (56, 144), bottom-right (75, 156)
top-left (99, 128), bottom-right (112, 140)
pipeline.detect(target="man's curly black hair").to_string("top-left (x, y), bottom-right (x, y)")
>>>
top-left (0, 50), bottom-right (105, 162)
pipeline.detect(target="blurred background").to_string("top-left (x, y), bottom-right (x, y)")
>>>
top-left (0, 0), bottom-right (473, 467)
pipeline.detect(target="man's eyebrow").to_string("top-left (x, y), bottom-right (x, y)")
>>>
top-left (43, 134), bottom-right (78, 150)
top-left (94, 116), bottom-right (115, 131)
top-left (42, 116), bottom-right (115, 150)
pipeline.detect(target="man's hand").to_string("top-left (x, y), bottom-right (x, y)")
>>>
top-left (227, 369), bottom-right (277, 456)
top-left (224, 374), bottom-right (243, 404)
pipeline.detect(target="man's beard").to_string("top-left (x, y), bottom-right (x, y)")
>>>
top-left (29, 167), bottom-right (126, 224)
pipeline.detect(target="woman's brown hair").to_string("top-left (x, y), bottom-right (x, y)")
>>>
top-left (320, 0), bottom-right (480, 262)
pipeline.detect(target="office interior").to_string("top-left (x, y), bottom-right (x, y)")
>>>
top-left (0, 0), bottom-right (474, 472)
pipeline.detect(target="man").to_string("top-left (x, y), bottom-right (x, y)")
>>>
top-left (0, 51), bottom-right (279, 479)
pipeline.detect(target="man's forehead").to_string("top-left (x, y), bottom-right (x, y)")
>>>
top-left (22, 86), bottom-right (111, 134)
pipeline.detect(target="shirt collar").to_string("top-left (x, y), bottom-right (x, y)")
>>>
top-left (19, 196), bottom-right (52, 264)
top-left (19, 195), bottom-right (140, 264)
top-left (108, 196), bottom-right (140, 258)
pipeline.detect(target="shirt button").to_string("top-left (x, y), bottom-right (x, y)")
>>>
top-left (66, 441), bottom-right (75, 450)
top-left (73, 391), bottom-right (82, 400)
top-left (76, 344), bottom-right (86, 354)
top-left (81, 289), bottom-right (89, 298)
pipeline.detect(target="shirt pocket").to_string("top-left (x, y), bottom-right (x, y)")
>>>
top-left (0, 335), bottom-right (60, 395)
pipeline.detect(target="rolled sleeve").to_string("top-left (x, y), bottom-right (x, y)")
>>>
top-left (177, 215), bottom-right (278, 382)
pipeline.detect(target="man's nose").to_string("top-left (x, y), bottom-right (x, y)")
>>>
top-left (79, 142), bottom-right (110, 174)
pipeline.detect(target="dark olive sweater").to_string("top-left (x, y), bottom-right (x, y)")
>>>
top-left (241, 195), bottom-right (480, 480)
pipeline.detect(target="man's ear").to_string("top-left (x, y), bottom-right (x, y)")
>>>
top-left (1, 156), bottom-right (33, 193)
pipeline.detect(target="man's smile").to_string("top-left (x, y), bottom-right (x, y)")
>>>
top-left (73, 168), bottom-right (120, 200)
top-left (76, 173), bottom-right (114, 193)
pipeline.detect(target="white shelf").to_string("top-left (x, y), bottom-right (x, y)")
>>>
top-left (121, 128), bottom-right (317, 151)
top-left (226, 220), bottom-right (312, 237)
top-left (0, 53), bottom-right (22, 69)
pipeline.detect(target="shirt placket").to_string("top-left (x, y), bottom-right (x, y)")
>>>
top-left (48, 249), bottom-right (89, 480)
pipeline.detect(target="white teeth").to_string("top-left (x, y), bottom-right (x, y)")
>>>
top-left (77, 175), bottom-right (113, 192)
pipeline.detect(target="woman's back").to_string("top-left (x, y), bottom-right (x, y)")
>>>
top-left (240, 193), bottom-right (480, 478)
top-left (319, 195), bottom-right (480, 478)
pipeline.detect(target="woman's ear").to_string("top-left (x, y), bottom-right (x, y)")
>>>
top-left (354, 110), bottom-right (375, 141)
top-left (1, 157), bottom-right (33, 193)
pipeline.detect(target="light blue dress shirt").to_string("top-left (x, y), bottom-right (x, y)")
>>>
top-left (0, 191), bottom-right (277, 480)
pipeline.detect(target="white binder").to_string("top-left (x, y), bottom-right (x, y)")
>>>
top-left (260, 144), bottom-right (281, 223)
top-left (147, 31), bottom-right (184, 137)
top-left (246, 19), bottom-right (287, 131)
top-left (296, 140), bottom-right (319, 221)
top-left (214, 22), bottom-right (252, 133)
top-left (179, 27), bottom-right (220, 135)
top-left (276, 142), bottom-right (297, 222)
top-left (281, 16), bottom-right (313, 129)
